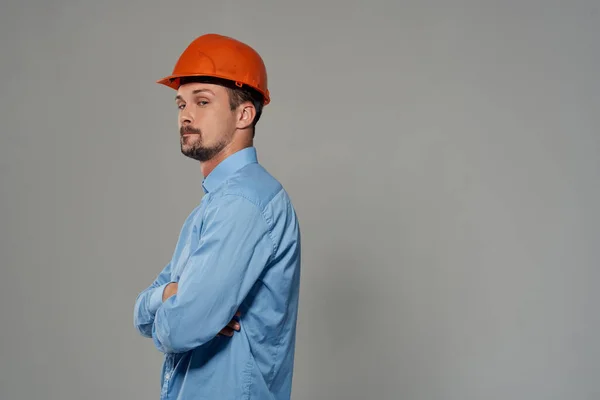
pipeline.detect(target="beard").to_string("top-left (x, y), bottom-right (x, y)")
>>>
top-left (180, 126), bottom-right (228, 162)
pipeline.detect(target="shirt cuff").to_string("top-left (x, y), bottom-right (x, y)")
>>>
top-left (148, 283), bottom-right (170, 314)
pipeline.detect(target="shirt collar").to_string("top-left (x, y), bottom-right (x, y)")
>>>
top-left (202, 147), bottom-right (258, 194)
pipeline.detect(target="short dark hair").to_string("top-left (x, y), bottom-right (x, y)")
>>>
top-left (178, 76), bottom-right (264, 137)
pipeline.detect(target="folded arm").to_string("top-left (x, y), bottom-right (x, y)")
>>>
top-left (152, 194), bottom-right (274, 354)
top-left (133, 263), bottom-right (174, 338)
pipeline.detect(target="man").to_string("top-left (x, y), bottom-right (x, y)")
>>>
top-left (133, 33), bottom-right (301, 400)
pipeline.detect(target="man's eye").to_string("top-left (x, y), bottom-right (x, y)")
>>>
top-left (177, 104), bottom-right (185, 110)
top-left (198, 101), bottom-right (208, 106)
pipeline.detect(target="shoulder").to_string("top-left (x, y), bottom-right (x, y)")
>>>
top-left (215, 163), bottom-right (287, 211)
top-left (203, 164), bottom-right (300, 255)
top-left (206, 163), bottom-right (298, 232)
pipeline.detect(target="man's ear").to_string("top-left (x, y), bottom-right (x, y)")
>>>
top-left (236, 102), bottom-right (256, 130)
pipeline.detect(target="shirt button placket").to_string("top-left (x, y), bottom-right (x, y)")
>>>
top-left (161, 357), bottom-right (174, 399)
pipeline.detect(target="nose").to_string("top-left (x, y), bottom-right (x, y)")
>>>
top-left (179, 107), bottom-right (194, 126)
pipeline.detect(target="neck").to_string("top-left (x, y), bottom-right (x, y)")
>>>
top-left (200, 137), bottom-right (253, 178)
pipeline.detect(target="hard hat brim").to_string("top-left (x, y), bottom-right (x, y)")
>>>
top-left (156, 73), bottom-right (271, 105)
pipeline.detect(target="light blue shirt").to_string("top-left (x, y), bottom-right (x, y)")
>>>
top-left (133, 147), bottom-right (301, 400)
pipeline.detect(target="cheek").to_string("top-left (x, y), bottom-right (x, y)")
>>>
top-left (201, 114), bottom-right (219, 137)
top-left (220, 109), bottom-right (238, 131)
top-left (207, 109), bottom-right (236, 135)
top-left (191, 106), bottom-right (235, 138)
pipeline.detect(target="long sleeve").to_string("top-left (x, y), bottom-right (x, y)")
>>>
top-left (133, 262), bottom-right (174, 338)
top-left (151, 194), bottom-right (275, 354)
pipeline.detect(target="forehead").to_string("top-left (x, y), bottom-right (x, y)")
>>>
top-left (176, 82), bottom-right (226, 99)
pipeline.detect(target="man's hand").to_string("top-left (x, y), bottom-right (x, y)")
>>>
top-left (162, 282), bottom-right (178, 302)
top-left (163, 283), bottom-right (241, 338)
top-left (218, 311), bottom-right (242, 337)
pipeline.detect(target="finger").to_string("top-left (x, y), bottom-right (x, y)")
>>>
top-left (219, 327), bottom-right (234, 337)
top-left (227, 320), bottom-right (241, 331)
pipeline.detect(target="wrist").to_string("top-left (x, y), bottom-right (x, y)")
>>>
top-left (162, 281), bottom-right (178, 302)
top-left (148, 283), bottom-right (170, 313)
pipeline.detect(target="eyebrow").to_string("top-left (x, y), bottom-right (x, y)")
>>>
top-left (175, 89), bottom-right (215, 101)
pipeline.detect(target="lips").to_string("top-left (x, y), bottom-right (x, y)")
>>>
top-left (180, 127), bottom-right (201, 137)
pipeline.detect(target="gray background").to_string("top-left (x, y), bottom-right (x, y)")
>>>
top-left (1, 1), bottom-right (599, 399)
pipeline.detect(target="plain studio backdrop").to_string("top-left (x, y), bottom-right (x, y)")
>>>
top-left (1, 1), bottom-right (599, 399)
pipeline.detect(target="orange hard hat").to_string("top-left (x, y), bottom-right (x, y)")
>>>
top-left (157, 33), bottom-right (270, 105)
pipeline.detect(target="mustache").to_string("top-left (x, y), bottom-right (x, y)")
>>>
top-left (180, 126), bottom-right (201, 136)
